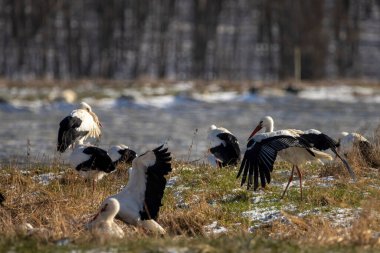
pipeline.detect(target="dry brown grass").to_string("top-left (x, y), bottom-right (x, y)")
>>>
top-left (0, 161), bottom-right (248, 242)
top-left (263, 196), bottom-right (380, 247)
top-left (0, 142), bottom-right (379, 251)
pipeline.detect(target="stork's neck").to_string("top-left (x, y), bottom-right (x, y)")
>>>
top-left (125, 167), bottom-right (147, 201)
top-left (98, 214), bottom-right (115, 224)
top-left (264, 122), bottom-right (274, 133)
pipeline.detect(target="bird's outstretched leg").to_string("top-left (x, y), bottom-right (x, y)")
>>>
top-left (281, 165), bottom-right (295, 199)
top-left (295, 166), bottom-right (303, 201)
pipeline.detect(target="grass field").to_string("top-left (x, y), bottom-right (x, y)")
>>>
top-left (0, 143), bottom-right (379, 252)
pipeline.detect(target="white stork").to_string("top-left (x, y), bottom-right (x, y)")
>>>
top-left (238, 116), bottom-right (355, 199)
top-left (87, 198), bottom-right (124, 238)
top-left (70, 145), bottom-right (116, 184)
top-left (207, 125), bottom-right (241, 167)
top-left (57, 102), bottom-right (102, 152)
top-left (338, 132), bottom-right (377, 167)
top-left (338, 132), bottom-right (371, 157)
top-left (108, 145), bottom-right (138, 167)
top-left (101, 145), bottom-right (172, 234)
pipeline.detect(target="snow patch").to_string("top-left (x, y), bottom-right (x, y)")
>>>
top-left (32, 172), bottom-right (63, 186)
top-left (299, 85), bottom-right (380, 103)
top-left (166, 176), bottom-right (179, 188)
top-left (204, 221), bottom-right (228, 234)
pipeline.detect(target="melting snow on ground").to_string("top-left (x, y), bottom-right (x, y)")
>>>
top-left (298, 85), bottom-right (380, 103)
top-left (32, 172), bottom-right (63, 186)
top-left (166, 176), bottom-right (179, 188)
top-left (204, 221), bottom-right (228, 234)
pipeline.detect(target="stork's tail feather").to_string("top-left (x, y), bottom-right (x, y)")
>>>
top-left (311, 149), bottom-right (333, 161)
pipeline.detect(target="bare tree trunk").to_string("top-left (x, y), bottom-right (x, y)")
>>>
top-left (192, 0), bottom-right (223, 79)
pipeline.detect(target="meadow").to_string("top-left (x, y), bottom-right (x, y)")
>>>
top-left (0, 140), bottom-right (379, 253)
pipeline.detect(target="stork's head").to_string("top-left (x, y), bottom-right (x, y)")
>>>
top-left (90, 198), bottom-right (120, 224)
top-left (248, 116), bottom-right (274, 140)
top-left (80, 102), bottom-right (92, 112)
top-left (108, 145), bottom-right (137, 163)
top-left (80, 101), bottom-right (103, 128)
top-left (108, 145), bottom-right (123, 162)
top-left (209, 125), bottom-right (217, 131)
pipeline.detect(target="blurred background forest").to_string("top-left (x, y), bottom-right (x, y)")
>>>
top-left (0, 0), bottom-right (379, 81)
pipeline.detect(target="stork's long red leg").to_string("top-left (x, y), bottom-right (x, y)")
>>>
top-left (295, 166), bottom-right (303, 201)
top-left (281, 165), bottom-right (295, 199)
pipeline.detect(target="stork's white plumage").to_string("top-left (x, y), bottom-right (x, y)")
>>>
top-left (338, 132), bottom-right (377, 167)
top-left (108, 144), bottom-right (138, 167)
top-left (102, 145), bottom-right (172, 234)
top-left (338, 132), bottom-right (371, 156)
top-left (207, 125), bottom-right (241, 167)
top-left (70, 145), bottom-right (115, 181)
top-left (239, 116), bottom-right (355, 199)
top-left (87, 198), bottom-right (124, 238)
top-left (57, 102), bottom-right (102, 152)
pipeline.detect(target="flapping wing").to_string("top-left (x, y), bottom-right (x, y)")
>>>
top-left (140, 145), bottom-right (172, 220)
top-left (237, 135), bottom-right (312, 190)
top-left (301, 131), bottom-right (338, 151)
top-left (302, 132), bottom-right (356, 180)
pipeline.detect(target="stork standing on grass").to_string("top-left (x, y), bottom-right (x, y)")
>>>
top-left (207, 125), bottom-right (241, 168)
top-left (101, 145), bottom-right (172, 234)
top-left (238, 116), bottom-right (355, 200)
top-left (108, 145), bottom-right (138, 167)
top-left (70, 145), bottom-right (115, 190)
top-left (57, 102), bottom-right (102, 152)
top-left (87, 198), bottom-right (124, 238)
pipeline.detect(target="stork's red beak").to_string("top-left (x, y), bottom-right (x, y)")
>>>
top-left (248, 124), bottom-right (262, 140)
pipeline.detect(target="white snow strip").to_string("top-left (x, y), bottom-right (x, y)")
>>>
top-left (204, 221), bottom-right (228, 234)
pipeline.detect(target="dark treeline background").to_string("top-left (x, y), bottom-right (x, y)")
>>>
top-left (0, 0), bottom-right (379, 81)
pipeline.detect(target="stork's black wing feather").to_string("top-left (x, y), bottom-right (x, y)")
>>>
top-left (301, 132), bottom-right (356, 180)
top-left (57, 116), bottom-right (88, 152)
top-left (238, 135), bottom-right (312, 190)
top-left (77, 147), bottom-right (115, 173)
top-left (140, 145), bottom-right (172, 220)
top-left (114, 148), bottom-right (137, 165)
top-left (211, 132), bottom-right (241, 166)
top-left (300, 132), bottom-right (338, 151)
